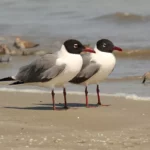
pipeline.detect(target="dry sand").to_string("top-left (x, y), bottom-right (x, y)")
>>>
top-left (0, 91), bottom-right (150, 150)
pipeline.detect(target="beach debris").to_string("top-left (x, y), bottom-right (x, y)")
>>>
top-left (0, 135), bottom-right (4, 139)
top-left (60, 134), bottom-right (65, 137)
top-left (76, 139), bottom-right (86, 143)
top-left (25, 145), bottom-right (29, 148)
top-left (43, 137), bottom-right (47, 141)
top-left (21, 138), bottom-right (24, 141)
top-left (29, 138), bottom-right (33, 142)
top-left (54, 138), bottom-right (63, 143)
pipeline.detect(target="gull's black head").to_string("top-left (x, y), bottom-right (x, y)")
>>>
top-left (64, 39), bottom-right (95, 54)
top-left (96, 39), bottom-right (122, 53)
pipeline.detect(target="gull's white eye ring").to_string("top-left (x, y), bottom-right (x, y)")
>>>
top-left (74, 44), bottom-right (78, 48)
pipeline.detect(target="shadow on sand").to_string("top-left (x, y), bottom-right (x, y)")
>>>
top-left (3, 103), bottom-right (100, 111)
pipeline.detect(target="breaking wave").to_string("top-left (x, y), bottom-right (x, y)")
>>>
top-left (107, 76), bottom-right (142, 82)
top-left (114, 49), bottom-right (150, 59)
top-left (92, 12), bottom-right (150, 23)
top-left (0, 87), bottom-right (149, 101)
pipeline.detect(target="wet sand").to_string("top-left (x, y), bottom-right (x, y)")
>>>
top-left (0, 91), bottom-right (150, 150)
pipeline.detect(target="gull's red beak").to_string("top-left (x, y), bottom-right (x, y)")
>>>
top-left (83, 47), bottom-right (95, 53)
top-left (113, 46), bottom-right (122, 52)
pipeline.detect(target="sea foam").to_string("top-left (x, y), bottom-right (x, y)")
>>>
top-left (0, 87), bottom-right (150, 101)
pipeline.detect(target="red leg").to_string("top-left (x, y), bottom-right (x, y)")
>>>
top-left (96, 84), bottom-right (110, 106)
top-left (97, 84), bottom-right (101, 105)
top-left (51, 89), bottom-right (56, 110)
top-left (85, 86), bottom-right (88, 107)
top-left (63, 87), bottom-right (68, 109)
top-left (85, 86), bottom-right (97, 108)
top-left (51, 89), bottom-right (67, 111)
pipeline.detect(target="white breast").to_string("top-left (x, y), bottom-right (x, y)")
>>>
top-left (84, 48), bottom-right (116, 85)
top-left (42, 45), bottom-right (83, 88)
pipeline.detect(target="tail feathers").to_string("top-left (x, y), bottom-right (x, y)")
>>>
top-left (9, 81), bottom-right (24, 85)
top-left (0, 76), bottom-right (15, 81)
top-left (0, 76), bottom-right (25, 85)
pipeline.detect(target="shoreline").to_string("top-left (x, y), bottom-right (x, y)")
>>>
top-left (0, 87), bottom-right (149, 101)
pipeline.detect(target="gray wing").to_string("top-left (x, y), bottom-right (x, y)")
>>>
top-left (70, 53), bottom-right (100, 84)
top-left (15, 54), bottom-right (66, 82)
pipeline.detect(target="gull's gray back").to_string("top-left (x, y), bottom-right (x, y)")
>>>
top-left (16, 53), bottom-right (65, 82)
top-left (69, 53), bottom-right (100, 84)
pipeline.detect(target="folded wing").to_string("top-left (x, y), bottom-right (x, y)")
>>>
top-left (70, 53), bottom-right (100, 84)
top-left (15, 54), bottom-right (66, 83)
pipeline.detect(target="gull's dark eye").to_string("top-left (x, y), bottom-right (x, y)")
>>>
top-left (74, 44), bottom-right (78, 48)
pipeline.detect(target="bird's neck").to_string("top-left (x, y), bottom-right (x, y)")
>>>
top-left (58, 45), bottom-right (70, 57)
top-left (90, 46), bottom-right (115, 62)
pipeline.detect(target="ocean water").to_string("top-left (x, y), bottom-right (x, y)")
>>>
top-left (0, 0), bottom-right (150, 100)
top-left (0, 0), bottom-right (150, 48)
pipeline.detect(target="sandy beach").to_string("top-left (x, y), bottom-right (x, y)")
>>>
top-left (0, 91), bottom-right (149, 150)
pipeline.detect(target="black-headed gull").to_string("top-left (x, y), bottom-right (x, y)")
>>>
top-left (0, 39), bottom-right (95, 110)
top-left (70, 39), bottom-right (122, 107)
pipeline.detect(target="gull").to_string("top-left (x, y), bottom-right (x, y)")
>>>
top-left (70, 39), bottom-right (122, 107)
top-left (0, 39), bottom-right (95, 110)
